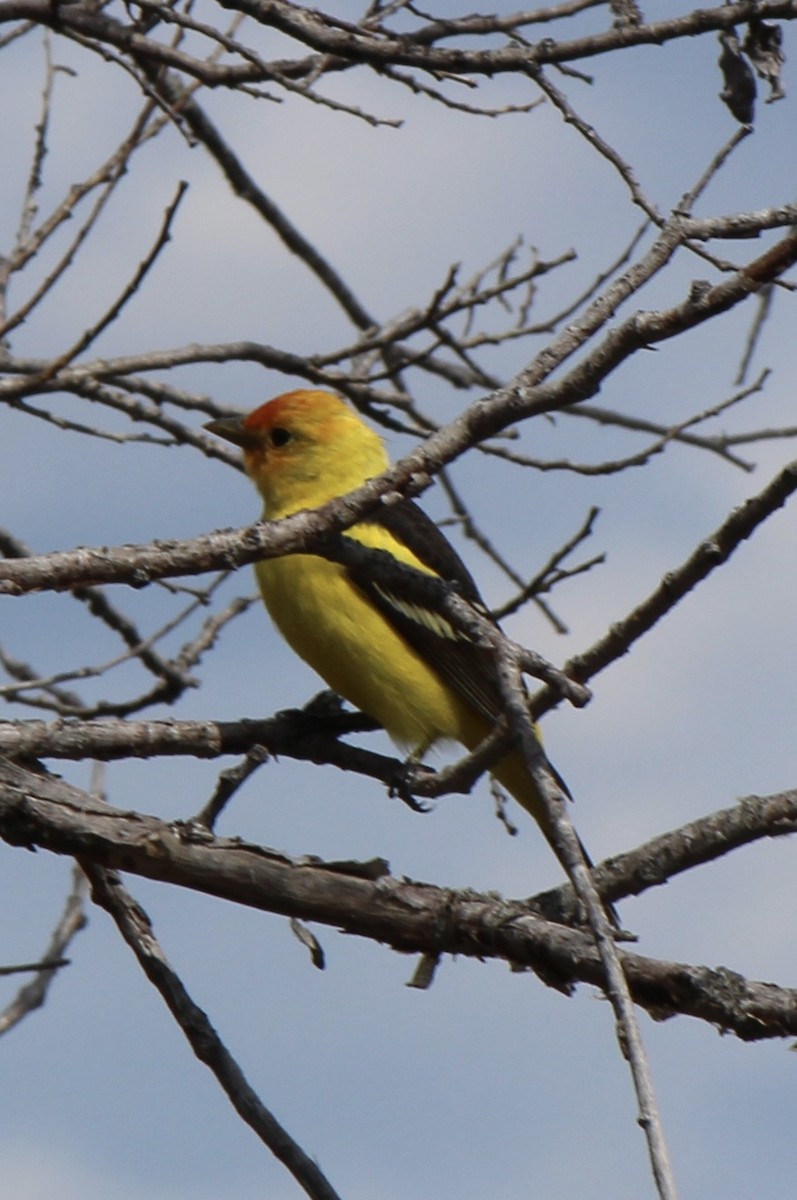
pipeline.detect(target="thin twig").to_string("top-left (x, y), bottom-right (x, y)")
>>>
top-left (555, 456), bottom-right (797, 702)
top-left (31, 180), bottom-right (189, 386)
top-left (486, 643), bottom-right (677, 1197)
top-left (0, 863), bottom-right (87, 1037)
top-left (81, 861), bottom-right (344, 1200)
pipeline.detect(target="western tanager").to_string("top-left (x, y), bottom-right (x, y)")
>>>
top-left (206, 389), bottom-right (564, 844)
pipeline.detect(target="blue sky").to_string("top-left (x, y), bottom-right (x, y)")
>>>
top-left (2, 5), bottom-right (797, 1198)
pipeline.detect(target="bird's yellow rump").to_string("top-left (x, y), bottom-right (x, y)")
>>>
top-left (207, 389), bottom-right (561, 843)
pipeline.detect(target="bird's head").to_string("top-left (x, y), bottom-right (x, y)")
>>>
top-left (206, 389), bottom-right (389, 517)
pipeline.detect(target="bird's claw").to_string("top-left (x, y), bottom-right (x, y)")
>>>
top-left (388, 760), bottom-right (436, 812)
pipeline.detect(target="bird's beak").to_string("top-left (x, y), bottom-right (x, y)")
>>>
top-left (204, 415), bottom-right (259, 450)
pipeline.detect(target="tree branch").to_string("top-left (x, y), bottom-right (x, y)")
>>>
top-left (2, 758), bottom-right (797, 1041)
top-left (82, 860), bottom-right (344, 1200)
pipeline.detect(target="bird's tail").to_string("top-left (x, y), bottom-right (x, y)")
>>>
top-left (463, 726), bottom-right (619, 928)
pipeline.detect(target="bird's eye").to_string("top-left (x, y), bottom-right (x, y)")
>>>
top-left (269, 427), bottom-right (292, 448)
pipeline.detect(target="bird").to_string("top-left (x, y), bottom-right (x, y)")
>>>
top-left (205, 388), bottom-right (567, 850)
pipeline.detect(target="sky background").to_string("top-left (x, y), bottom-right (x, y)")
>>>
top-left (2, 3), bottom-right (797, 1197)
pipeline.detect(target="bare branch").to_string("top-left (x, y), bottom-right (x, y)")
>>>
top-left (557, 455), bottom-right (797, 700)
top-left (26, 180), bottom-right (189, 388)
top-left (0, 864), bottom-right (87, 1037)
top-left (82, 861), bottom-right (345, 1200)
top-left (3, 759), bottom-right (797, 1041)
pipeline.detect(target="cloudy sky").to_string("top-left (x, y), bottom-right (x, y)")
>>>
top-left (2, 3), bottom-right (797, 1198)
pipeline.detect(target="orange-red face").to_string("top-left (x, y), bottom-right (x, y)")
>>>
top-left (206, 389), bottom-right (388, 515)
top-left (238, 389), bottom-right (341, 471)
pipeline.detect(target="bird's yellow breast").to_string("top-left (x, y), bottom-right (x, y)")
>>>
top-left (255, 538), bottom-right (470, 753)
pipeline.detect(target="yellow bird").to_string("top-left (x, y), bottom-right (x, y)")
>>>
top-left (207, 389), bottom-right (566, 847)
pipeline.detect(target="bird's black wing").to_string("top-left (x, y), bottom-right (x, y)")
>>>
top-left (351, 500), bottom-right (575, 808)
top-left (348, 500), bottom-right (507, 727)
